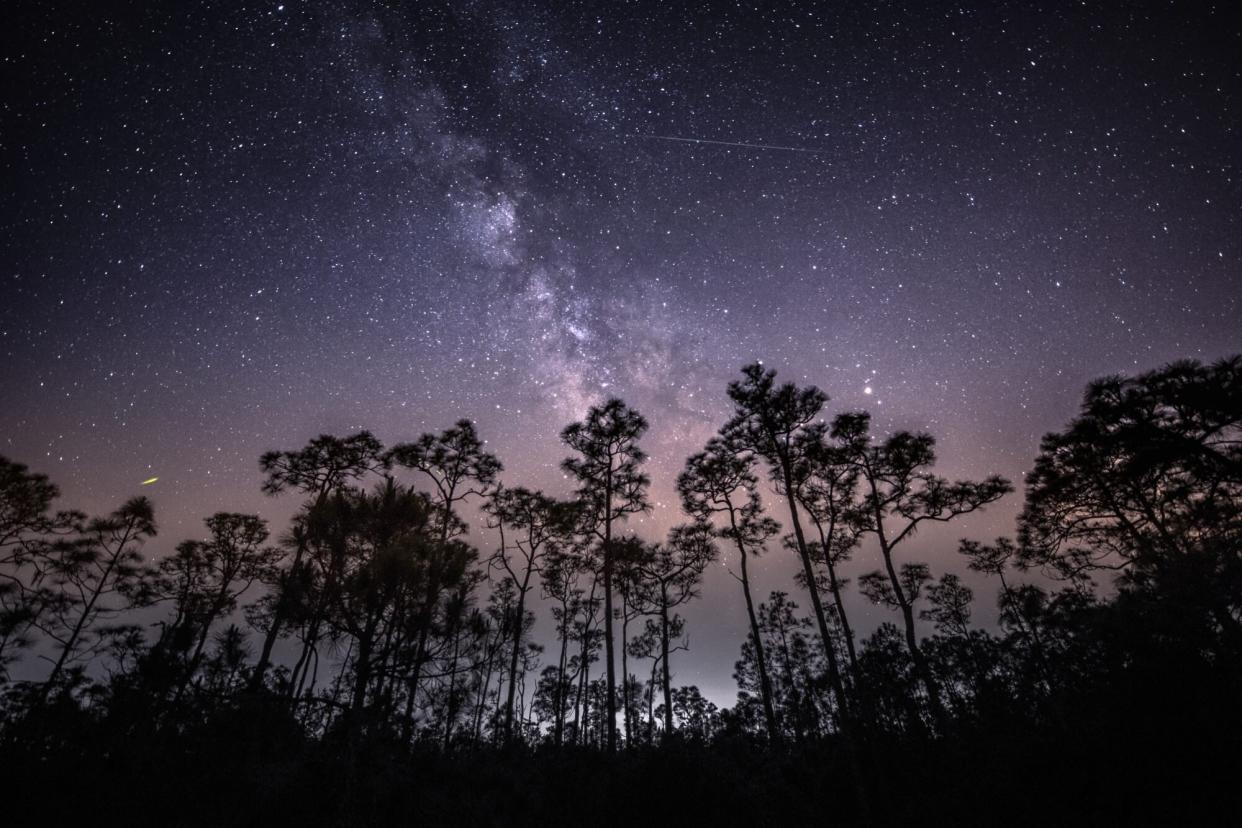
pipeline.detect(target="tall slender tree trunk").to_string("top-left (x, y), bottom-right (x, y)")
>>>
top-left (620, 590), bottom-right (632, 746)
top-left (573, 577), bottom-right (598, 745)
top-left (868, 486), bottom-right (948, 732)
top-left (782, 468), bottom-right (850, 718)
top-left (327, 639), bottom-right (353, 714)
top-left (472, 627), bottom-right (499, 743)
top-left (503, 571), bottom-right (533, 743)
top-left (646, 658), bottom-right (658, 743)
top-left (350, 614), bottom-right (380, 716)
top-left (289, 548), bottom-right (344, 703)
top-left (403, 624), bottom-right (431, 733)
top-left (773, 621), bottom-right (806, 743)
top-left (372, 596), bottom-right (404, 720)
top-left (252, 481), bottom-right (334, 695)
top-left (250, 538), bottom-right (304, 692)
top-left (998, 573), bottom-right (1058, 700)
top-left (659, 593), bottom-right (673, 739)
top-left (288, 627), bottom-right (317, 700)
top-left (810, 518), bottom-right (859, 672)
top-left (402, 560), bottom-right (446, 739)
top-left (576, 649), bottom-right (590, 745)
top-left (780, 462), bottom-right (870, 824)
top-left (601, 477), bottom-right (618, 752)
top-left (735, 535), bottom-right (781, 743)
top-left (553, 609), bottom-right (570, 747)
top-left (403, 512), bottom-right (454, 736)
top-left (443, 621), bottom-right (463, 749)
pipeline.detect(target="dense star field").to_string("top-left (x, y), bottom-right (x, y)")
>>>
top-left (2, 0), bottom-right (1239, 704)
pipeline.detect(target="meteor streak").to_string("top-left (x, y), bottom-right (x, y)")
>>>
top-left (626, 134), bottom-right (824, 154)
top-left (141, 477), bottom-right (159, 485)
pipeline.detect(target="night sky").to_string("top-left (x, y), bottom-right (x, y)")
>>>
top-left (3, 1), bottom-right (1239, 701)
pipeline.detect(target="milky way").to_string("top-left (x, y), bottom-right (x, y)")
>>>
top-left (3, 1), bottom-right (1239, 700)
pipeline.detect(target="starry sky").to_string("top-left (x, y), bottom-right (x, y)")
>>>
top-left (3, 1), bottom-right (1239, 701)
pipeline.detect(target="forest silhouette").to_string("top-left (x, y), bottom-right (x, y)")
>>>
top-left (2, 358), bottom-right (1239, 827)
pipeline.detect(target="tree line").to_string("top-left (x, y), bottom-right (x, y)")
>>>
top-left (2, 357), bottom-right (1239, 825)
